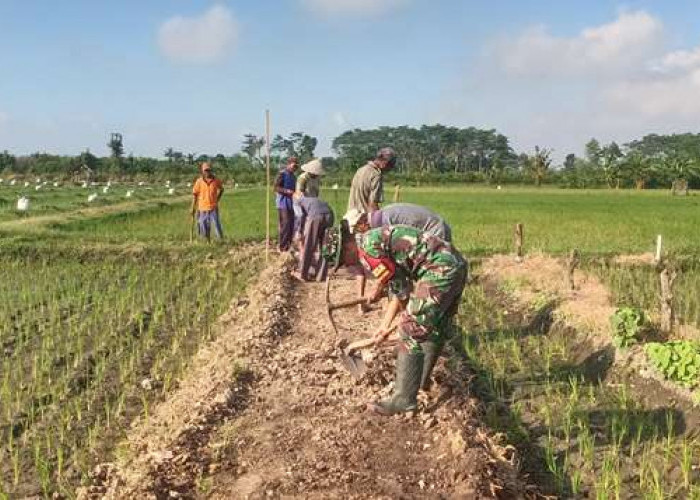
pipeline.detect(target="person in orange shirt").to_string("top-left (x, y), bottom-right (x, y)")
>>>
top-left (191, 162), bottom-right (225, 241)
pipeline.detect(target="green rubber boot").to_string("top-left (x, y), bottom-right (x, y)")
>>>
top-left (420, 341), bottom-right (442, 392)
top-left (368, 349), bottom-right (423, 415)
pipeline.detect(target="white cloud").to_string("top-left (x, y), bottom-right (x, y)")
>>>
top-left (301, 0), bottom-right (407, 18)
top-left (651, 47), bottom-right (700, 74)
top-left (605, 67), bottom-right (700, 116)
top-left (491, 11), bottom-right (664, 78)
top-left (437, 10), bottom-right (700, 161)
top-left (157, 5), bottom-right (238, 64)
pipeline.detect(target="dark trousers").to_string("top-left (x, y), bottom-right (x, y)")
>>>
top-left (278, 208), bottom-right (295, 251)
top-left (298, 213), bottom-right (333, 281)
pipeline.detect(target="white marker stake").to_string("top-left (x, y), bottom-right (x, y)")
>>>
top-left (655, 235), bottom-right (663, 263)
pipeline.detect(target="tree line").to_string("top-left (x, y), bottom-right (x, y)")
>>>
top-left (2, 127), bottom-right (700, 189)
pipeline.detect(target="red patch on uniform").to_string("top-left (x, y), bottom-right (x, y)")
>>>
top-left (358, 249), bottom-right (396, 284)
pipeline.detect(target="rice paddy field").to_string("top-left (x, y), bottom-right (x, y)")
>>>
top-left (2, 181), bottom-right (700, 497)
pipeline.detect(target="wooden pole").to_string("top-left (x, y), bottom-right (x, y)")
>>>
top-left (393, 184), bottom-right (401, 203)
top-left (654, 235), bottom-right (663, 264)
top-left (567, 249), bottom-right (580, 290)
top-left (514, 223), bottom-right (524, 262)
top-left (659, 266), bottom-right (676, 334)
top-left (265, 110), bottom-right (271, 264)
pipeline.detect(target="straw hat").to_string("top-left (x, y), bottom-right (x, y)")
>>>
top-left (301, 159), bottom-right (325, 176)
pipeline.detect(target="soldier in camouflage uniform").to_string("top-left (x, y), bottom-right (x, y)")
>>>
top-left (325, 222), bottom-right (467, 415)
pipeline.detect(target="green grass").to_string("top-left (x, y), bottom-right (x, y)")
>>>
top-left (3, 183), bottom-right (700, 496)
top-left (0, 183), bottom-right (176, 222)
top-left (52, 188), bottom-right (268, 244)
top-left (0, 245), bottom-right (261, 497)
top-left (0, 182), bottom-right (262, 497)
top-left (586, 258), bottom-right (700, 331)
top-left (42, 185), bottom-right (700, 255)
top-left (396, 186), bottom-right (700, 256)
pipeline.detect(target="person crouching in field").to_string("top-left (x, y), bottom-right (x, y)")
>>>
top-left (323, 222), bottom-right (467, 415)
top-left (192, 162), bottom-right (224, 241)
top-left (292, 192), bottom-right (334, 282)
top-left (344, 203), bottom-right (453, 307)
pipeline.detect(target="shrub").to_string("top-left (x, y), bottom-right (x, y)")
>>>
top-left (645, 341), bottom-right (700, 388)
top-left (610, 307), bottom-right (645, 348)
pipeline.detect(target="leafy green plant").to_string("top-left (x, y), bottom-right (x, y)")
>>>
top-left (645, 341), bottom-right (700, 388)
top-left (610, 307), bottom-right (645, 348)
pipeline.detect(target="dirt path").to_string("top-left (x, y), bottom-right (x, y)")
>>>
top-left (85, 255), bottom-right (528, 499)
top-left (0, 195), bottom-right (188, 232)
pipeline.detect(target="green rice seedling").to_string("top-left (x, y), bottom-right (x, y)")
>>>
top-left (577, 422), bottom-right (595, 466)
top-left (588, 384), bottom-right (597, 406)
top-left (680, 439), bottom-right (692, 490)
top-left (594, 473), bottom-right (610, 500)
top-left (664, 410), bottom-right (675, 467)
top-left (571, 468), bottom-right (583, 496)
top-left (12, 449), bottom-right (20, 485)
top-left (648, 467), bottom-right (664, 499)
top-left (568, 375), bottom-right (581, 404)
top-left (543, 433), bottom-right (565, 493)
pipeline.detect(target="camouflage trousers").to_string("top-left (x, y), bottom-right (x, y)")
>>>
top-left (397, 254), bottom-right (468, 354)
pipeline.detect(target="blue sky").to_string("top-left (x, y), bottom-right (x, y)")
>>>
top-left (2, 0), bottom-right (700, 160)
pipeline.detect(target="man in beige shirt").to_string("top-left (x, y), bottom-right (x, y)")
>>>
top-left (347, 147), bottom-right (396, 213)
top-left (346, 147), bottom-right (397, 312)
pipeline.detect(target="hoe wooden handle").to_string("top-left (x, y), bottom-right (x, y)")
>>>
top-left (345, 337), bottom-right (377, 354)
top-left (328, 297), bottom-right (368, 312)
top-left (346, 326), bottom-right (399, 354)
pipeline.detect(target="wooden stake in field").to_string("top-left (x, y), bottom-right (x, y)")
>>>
top-left (265, 109), bottom-right (271, 264)
top-left (654, 234), bottom-right (663, 264)
top-left (566, 249), bottom-right (580, 290)
top-left (659, 265), bottom-right (677, 334)
top-left (514, 223), bottom-right (524, 262)
top-left (393, 184), bottom-right (401, 203)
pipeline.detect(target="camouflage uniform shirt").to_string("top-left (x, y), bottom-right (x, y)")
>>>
top-left (358, 225), bottom-right (467, 352)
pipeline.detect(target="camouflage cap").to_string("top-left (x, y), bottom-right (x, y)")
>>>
top-left (358, 227), bottom-right (387, 259)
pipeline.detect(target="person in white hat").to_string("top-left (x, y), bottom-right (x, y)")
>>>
top-left (296, 158), bottom-right (325, 198)
top-left (294, 159), bottom-right (325, 249)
